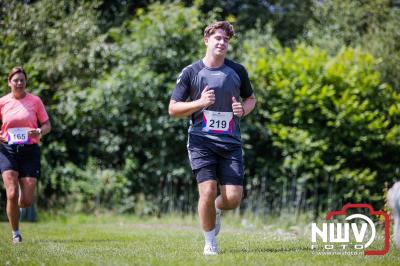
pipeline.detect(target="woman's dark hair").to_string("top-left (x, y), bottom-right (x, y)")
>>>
top-left (8, 66), bottom-right (27, 82)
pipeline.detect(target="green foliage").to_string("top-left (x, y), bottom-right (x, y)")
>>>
top-left (0, 1), bottom-right (399, 217)
top-left (0, 0), bottom-right (107, 90)
top-left (242, 35), bottom-right (400, 213)
top-left (199, 0), bottom-right (314, 44)
top-left (305, 0), bottom-right (400, 89)
top-left (37, 2), bottom-right (210, 213)
top-left (41, 159), bottom-right (134, 213)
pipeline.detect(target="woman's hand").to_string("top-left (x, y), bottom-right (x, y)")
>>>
top-left (28, 120), bottom-right (51, 138)
top-left (28, 128), bottom-right (41, 137)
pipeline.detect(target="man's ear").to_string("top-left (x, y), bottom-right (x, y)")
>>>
top-left (204, 36), bottom-right (208, 46)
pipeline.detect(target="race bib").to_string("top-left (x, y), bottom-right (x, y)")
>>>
top-left (202, 110), bottom-right (233, 135)
top-left (7, 128), bottom-right (29, 144)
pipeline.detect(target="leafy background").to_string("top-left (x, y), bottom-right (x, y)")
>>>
top-left (0, 0), bottom-right (399, 218)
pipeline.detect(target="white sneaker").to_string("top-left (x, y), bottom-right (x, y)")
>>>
top-left (203, 241), bottom-right (219, 256)
top-left (12, 234), bottom-right (22, 244)
top-left (388, 182), bottom-right (400, 248)
top-left (215, 209), bottom-right (221, 236)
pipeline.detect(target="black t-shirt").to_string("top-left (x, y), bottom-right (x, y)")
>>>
top-left (171, 59), bottom-right (253, 144)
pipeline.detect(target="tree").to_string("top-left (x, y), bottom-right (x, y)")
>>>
top-left (305, 0), bottom-right (400, 89)
top-left (241, 29), bottom-right (400, 214)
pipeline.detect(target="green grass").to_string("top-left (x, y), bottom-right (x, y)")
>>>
top-left (1, 213), bottom-right (400, 266)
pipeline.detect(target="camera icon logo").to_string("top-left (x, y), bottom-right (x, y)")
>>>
top-left (311, 203), bottom-right (390, 255)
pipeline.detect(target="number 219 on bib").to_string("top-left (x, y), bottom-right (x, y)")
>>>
top-left (202, 110), bottom-right (233, 135)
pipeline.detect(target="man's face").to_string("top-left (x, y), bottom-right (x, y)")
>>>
top-left (204, 29), bottom-right (230, 57)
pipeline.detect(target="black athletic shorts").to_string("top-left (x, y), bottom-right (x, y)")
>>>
top-left (187, 134), bottom-right (244, 186)
top-left (0, 143), bottom-right (41, 178)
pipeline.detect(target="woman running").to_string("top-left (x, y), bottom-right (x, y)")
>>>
top-left (0, 66), bottom-right (51, 244)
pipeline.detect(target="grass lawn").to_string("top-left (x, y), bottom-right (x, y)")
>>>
top-left (1, 213), bottom-right (399, 265)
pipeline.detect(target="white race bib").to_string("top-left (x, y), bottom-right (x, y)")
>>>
top-left (202, 110), bottom-right (233, 135)
top-left (7, 128), bottom-right (29, 144)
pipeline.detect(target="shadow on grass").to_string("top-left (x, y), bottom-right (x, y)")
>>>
top-left (222, 246), bottom-right (312, 254)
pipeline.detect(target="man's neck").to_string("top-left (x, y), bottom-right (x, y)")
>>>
top-left (203, 54), bottom-right (225, 68)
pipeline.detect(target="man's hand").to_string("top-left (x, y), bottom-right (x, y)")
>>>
top-left (199, 86), bottom-right (215, 108)
top-left (232, 97), bottom-right (244, 117)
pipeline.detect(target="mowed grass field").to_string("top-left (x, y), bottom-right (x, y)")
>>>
top-left (1, 214), bottom-right (400, 266)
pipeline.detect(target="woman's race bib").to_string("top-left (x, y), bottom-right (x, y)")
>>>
top-left (7, 127), bottom-right (29, 144)
top-left (202, 110), bottom-right (233, 135)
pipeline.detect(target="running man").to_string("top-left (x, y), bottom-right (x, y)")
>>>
top-left (168, 21), bottom-right (256, 255)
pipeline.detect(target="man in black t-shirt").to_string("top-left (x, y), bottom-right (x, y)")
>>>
top-left (169, 21), bottom-right (256, 255)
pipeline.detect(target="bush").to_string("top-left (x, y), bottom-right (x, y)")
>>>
top-left (241, 35), bottom-right (400, 215)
